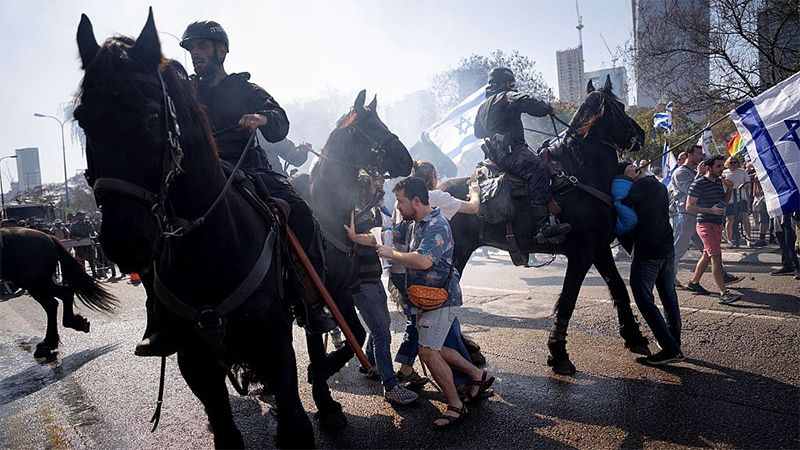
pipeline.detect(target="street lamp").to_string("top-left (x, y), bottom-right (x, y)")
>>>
top-left (34, 113), bottom-right (69, 218)
top-left (158, 31), bottom-right (188, 69)
top-left (0, 155), bottom-right (17, 219)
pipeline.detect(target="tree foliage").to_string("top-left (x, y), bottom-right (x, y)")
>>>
top-left (13, 173), bottom-right (96, 216)
top-left (629, 0), bottom-right (800, 114)
top-left (430, 50), bottom-right (553, 115)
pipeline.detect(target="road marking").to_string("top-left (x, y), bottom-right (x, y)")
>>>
top-left (461, 285), bottom-right (797, 322)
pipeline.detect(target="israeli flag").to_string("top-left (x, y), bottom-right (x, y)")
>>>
top-left (653, 102), bottom-right (673, 132)
top-left (548, 129), bottom-right (568, 147)
top-left (731, 71), bottom-right (800, 217)
top-left (424, 85), bottom-right (487, 165)
top-left (661, 143), bottom-right (679, 186)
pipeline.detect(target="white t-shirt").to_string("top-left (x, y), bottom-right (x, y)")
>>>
top-left (722, 167), bottom-right (750, 200)
top-left (427, 189), bottom-right (464, 220)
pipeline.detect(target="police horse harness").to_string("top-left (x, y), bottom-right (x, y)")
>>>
top-left (441, 77), bottom-right (651, 375)
top-left (0, 227), bottom-right (117, 359)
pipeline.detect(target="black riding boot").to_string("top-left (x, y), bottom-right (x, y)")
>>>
top-left (531, 205), bottom-right (571, 243)
top-left (135, 271), bottom-right (177, 357)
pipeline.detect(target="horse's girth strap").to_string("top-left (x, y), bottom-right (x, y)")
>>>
top-left (153, 228), bottom-right (276, 324)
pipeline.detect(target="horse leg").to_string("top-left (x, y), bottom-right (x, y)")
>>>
top-left (547, 253), bottom-right (593, 375)
top-left (54, 284), bottom-right (91, 333)
top-left (592, 247), bottom-right (650, 355)
top-left (257, 341), bottom-right (315, 449)
top-left (305, 332), bottom-right (347, 433)
top-left (29, 290), bottom-right (60, 358)
top-left (177, 351), bottom-right (244, 449)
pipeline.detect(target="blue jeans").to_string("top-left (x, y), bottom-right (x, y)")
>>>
top-left (352, 282), bottom-right (398, 390)
top-left (673, 212), bottom-right (698, 275)
top-left (630, 255), bottom-right (682, 353)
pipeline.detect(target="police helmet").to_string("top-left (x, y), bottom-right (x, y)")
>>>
top-left (180, 21), bottom-right (229, 51)
top-left (488, 67), bottom-right (515, 86)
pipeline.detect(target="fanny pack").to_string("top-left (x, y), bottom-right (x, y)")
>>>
top-left (406, 263), bottom-right (454, 311)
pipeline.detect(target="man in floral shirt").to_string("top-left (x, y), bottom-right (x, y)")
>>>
top-left (377, 177), bottom-right (493, 429)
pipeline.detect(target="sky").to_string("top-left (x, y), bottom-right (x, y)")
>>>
top-left (0, 0), bottom-right (633, 186)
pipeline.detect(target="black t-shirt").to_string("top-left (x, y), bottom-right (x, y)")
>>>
top-left (688, 176), bottom-right (725, 224)
top-left (622, 176), bottom-right (675, 259)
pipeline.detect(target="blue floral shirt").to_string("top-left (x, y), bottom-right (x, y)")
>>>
top-left (396, 207), bottom-right (462, 308)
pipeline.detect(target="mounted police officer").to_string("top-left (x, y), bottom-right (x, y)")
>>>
top-left (136, 20), bottom-right (334, 357)
top-left (474, 67), bottom-right (571, 242)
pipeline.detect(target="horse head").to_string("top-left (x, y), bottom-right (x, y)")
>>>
top-left (320, 90), bottom-right (412, 179)
top-left (74, 9), bottom-right (213, 272)
top-left (560, 75), bottom-right (645, 187)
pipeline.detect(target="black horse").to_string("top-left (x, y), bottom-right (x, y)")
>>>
top-left (297, 91), bottom-right (411, 428)
top-left (440, 77), bottom-right (649, 375)
top-left (0, 227), bottom-right (116, 358)
top-left (75, 11), bottom-right (317, 448)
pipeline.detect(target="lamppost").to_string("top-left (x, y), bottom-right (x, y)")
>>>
top-left (158, 31), bottom-right (188, 69)
top-left (0, 155), bottom-right (17, 219)
top-left (34, 113), bottom-right (69, 217)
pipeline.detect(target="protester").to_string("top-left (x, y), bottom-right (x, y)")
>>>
top-left (391, 161), bottom-right (481, 389)
top-left (722, 156), bottom-right (752, 245)
top-left (685, 155), bottom-right (742, 304)
top-left (50, 219), bottom-right (70, 240)
top-left (619, 163), bottom-right (683, 365)
top-left (344, 174), bottom-right (419, 405)
top-left (379, 177), bottom-right (493, 428)
top-left (669, 144), bottom-right (704, 286)
top-left (749, 167), bottom-right (769, 246)
top-left (771, 212), bottom-right (800, 278)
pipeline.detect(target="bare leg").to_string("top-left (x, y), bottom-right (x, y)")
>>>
top-left (691, 251), bottom-right (711, 284)
top-left (709, 254), bottom-right (726, 294)
top-left (418, 346), bottom-right (463, 424)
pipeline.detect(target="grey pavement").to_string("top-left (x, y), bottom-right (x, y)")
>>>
top-left (1, 244), bottom-right (798, 449)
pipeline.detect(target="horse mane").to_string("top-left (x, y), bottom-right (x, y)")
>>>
top-left (75, 35), bottom-right (218, 160)
top-left (557, 91), bottom-right (618, 187)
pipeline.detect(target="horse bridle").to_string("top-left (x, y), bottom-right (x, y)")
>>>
top-left (551, 92), bottom-right (641, 156)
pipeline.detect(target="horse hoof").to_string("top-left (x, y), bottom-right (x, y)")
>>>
top-left (66, 315), bottom-right (91, 333)
top-left (315, 409), bottom-right (348, 433)
top-left (547, 356), bottom-right (576, 375)
top-left (33, 345), bottom-right (55, 359)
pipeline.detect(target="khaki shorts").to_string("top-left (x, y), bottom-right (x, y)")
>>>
top-left (417, 306), bottom-right (456, 350)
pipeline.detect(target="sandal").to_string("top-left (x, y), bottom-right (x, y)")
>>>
top-left (433, 404), bottom-right (468, 429)
top-left (466, 370), bottom-right (496, 403)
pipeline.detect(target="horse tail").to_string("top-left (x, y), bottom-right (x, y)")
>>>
top-left (52, 236), bottom-right (118, 313)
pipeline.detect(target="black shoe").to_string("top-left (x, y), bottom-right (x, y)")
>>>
top-left (134, 332), bottom-right (177, 357)
top-left (770, 267), bottom-right (795, 276)
top-left (685, 281), bottom-right (710, 295)
top-left (674, 279), bottom-right (684, 289)
top-left (723, 273), bottom-right (743, 285)
top-left (304, 304), bottom-right (337, 335)
top-left (638, 349), bottom-right (685, 366)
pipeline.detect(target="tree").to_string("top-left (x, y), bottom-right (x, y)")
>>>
top-left (13, 173), bottom-right (96, 217)
top-left (629, 0), bottom-right (800, 114)
top-left (430, 50), bottom-right (553, 115)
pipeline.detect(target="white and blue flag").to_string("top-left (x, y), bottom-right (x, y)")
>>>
top-left (661, 143), bottom-right (678, 186)
top-left (653, 102), bottom-right (673, 132)
top-left (424, 85), bottom-right (486, 166)
top-left (548, 129), bottom-right (568, 147)
top-left (731, 70), bottom-right (800, 217)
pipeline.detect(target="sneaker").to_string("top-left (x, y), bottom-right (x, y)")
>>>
top-left (751, 239), bottom-right (768, 247)
top-left (640, 350), bottom-right (685, 366)
top-left (723, 273), bottom-right (743, 285)
top-left (384, 384), bottom-right (419, 405)
top-left (794, 269), bottom-right (800, 280)
top-left (674, 279), bottom-right (684, 289)
top-left (770, 267), bottom-right (795, 276)
top-left (396, 370), bottom-right (430, 389)
top-left (685, 281), bottom-right (710, 295)
top-left (718, 290), bottom-right (742, 305)
top-left (358, 366), bottom-right (381, 381)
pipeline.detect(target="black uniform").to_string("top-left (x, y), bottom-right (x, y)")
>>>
top-left (194, 73), bottom-right (325, 279)
top-left (474, 89), bottom-right (552, 208)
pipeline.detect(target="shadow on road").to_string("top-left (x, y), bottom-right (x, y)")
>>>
top-left (0, 344), bottom-right (117, 406)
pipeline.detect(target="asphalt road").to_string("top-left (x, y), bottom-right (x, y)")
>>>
top-left (1, 245), bottom-right (798, 449)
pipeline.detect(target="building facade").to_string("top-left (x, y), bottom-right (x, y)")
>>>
top-left (557, 46), bottom-right (585, 104)
top-left (584, 67), bottom-right (629, 106)
top-left (15, 147), bottom-right (41, 193)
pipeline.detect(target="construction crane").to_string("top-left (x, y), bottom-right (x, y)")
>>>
top-left (599, 32), bottom-right (618, 67)
top-left (575, 0), bottom-right (584, 48)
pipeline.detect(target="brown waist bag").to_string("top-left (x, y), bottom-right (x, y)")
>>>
top-left (406, 264), bottom-right (454, 311)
